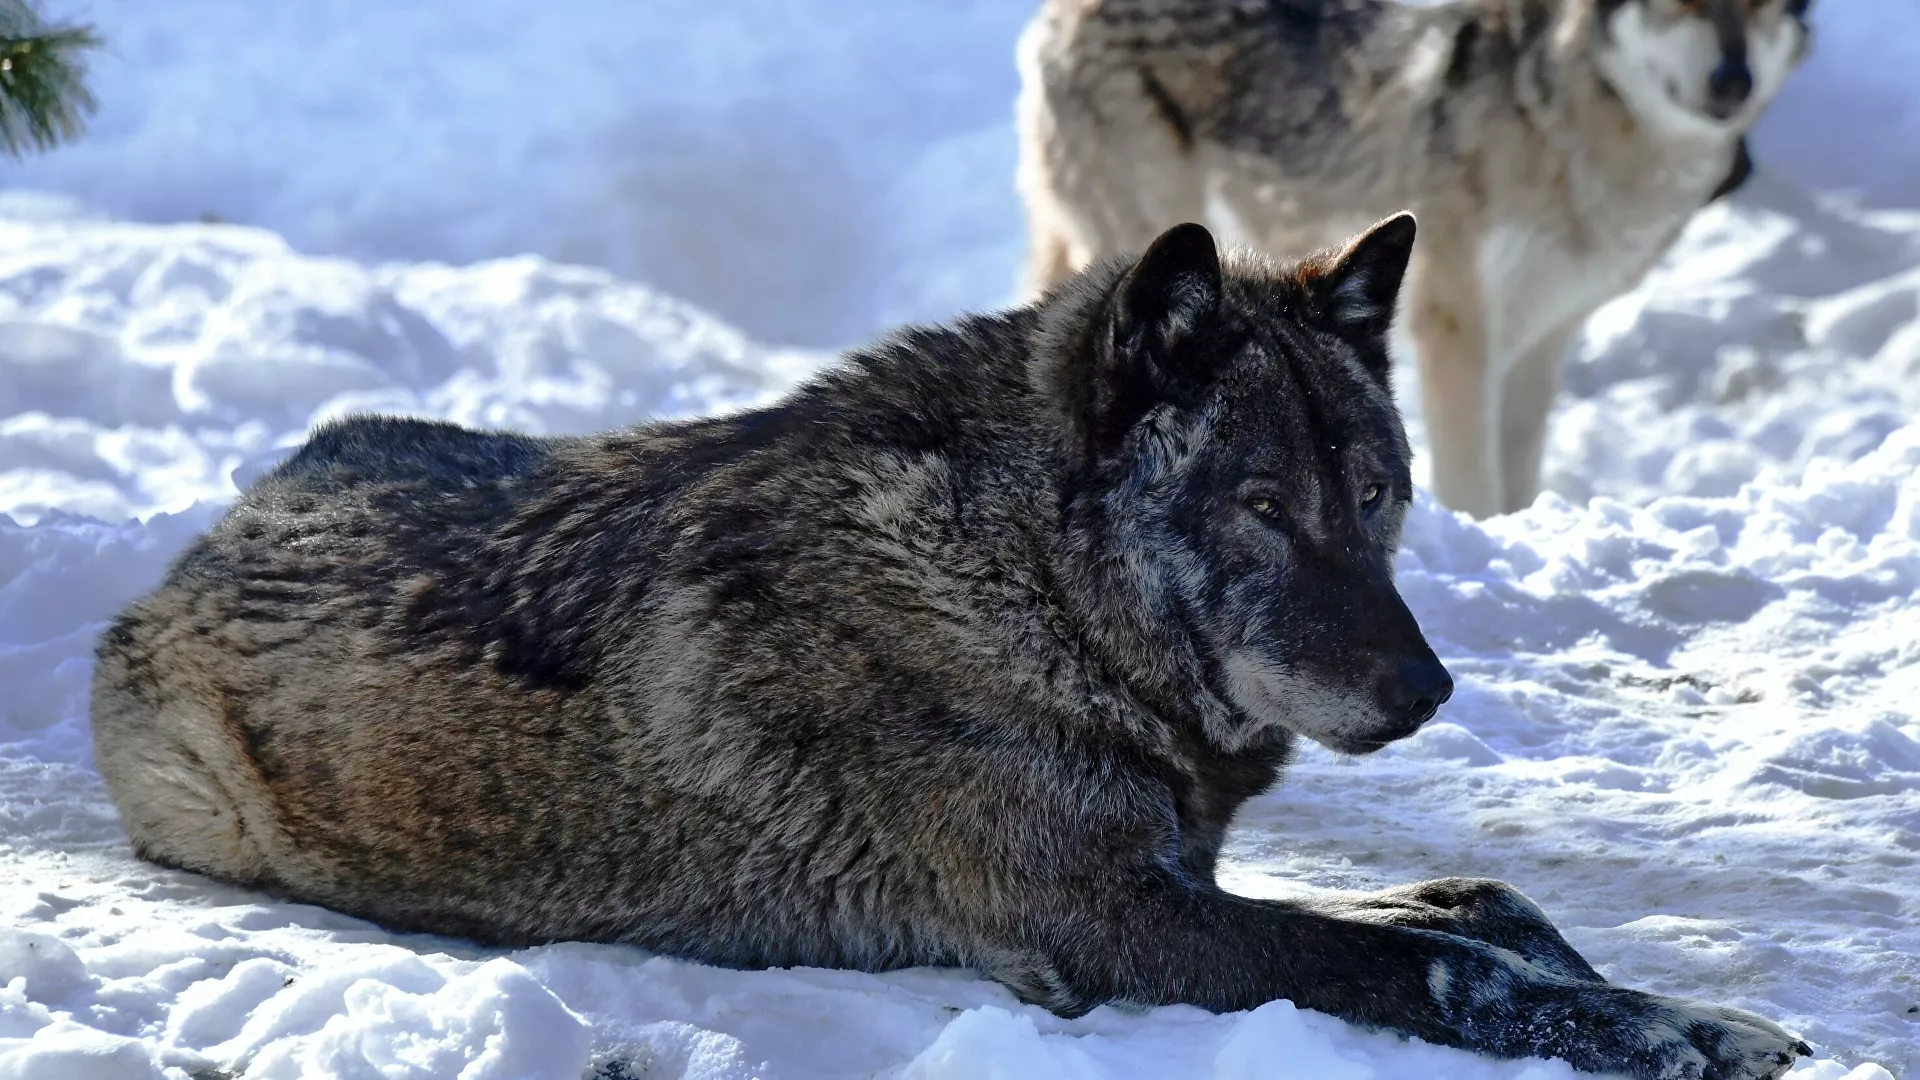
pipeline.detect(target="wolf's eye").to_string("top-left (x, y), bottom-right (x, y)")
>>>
top-left (1245, 494), bottom-right (1284, 521)
top-left (1361, 483), bottom-right (1385, 511)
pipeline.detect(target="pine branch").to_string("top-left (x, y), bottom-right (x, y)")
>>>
top-left (0, 1), bottom-right (99, 158)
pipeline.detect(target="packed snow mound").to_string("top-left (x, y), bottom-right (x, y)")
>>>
top-left (1545, 175), bottom-right (1920, 507)
top-left (0, 193), bottom-right (818, 526)
top-left (3, 1), bottom-right (1907, 347)
top-left (0, 188), bottom-right (1916, 1075)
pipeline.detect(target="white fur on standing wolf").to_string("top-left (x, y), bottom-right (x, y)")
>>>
top-left (1017, 0), bottom-right (1811, 517)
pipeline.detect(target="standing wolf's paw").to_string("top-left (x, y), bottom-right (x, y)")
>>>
top-left (1498, 977), bottom-right (1810, 1080)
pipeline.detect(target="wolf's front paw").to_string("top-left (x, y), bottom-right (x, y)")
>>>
top-left (1652, 998), bottom-right (1812, 1080)
top-left (1334, 877), bottom-right (1603, 984)
top-left (1509, 979), bottom-right (1810, 1080)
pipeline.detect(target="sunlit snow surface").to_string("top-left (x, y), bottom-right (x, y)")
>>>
top-left (0, 167), bottom-right (1914, 1078)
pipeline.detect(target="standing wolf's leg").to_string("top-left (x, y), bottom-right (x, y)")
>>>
top-left (1022, 218), bottom-right (1083, 299)
top-left (1016, 28), bottom-right (1207, 299)
top-left (1015, 145), bottom-right (1177, 300)
top-left (1497, 320), bottom-right (1582, 514)
top-left (1408, 255), bottom-right (1502, 518)
top-left (1017, 875), bottom-right (1806, 1080)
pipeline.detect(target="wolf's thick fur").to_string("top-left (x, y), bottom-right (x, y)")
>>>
top-left (1018, 0), bottom-right (1810, 517)
top-left (94, 220), bottom-right (1804, 1077)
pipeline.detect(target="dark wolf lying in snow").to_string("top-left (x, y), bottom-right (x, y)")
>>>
top-left (93, 216), bottom-right (1807, 1078)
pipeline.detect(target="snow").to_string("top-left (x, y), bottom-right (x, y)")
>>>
top-left (0, 2), bottom-right (1917, 1078)
top-left (0, 193), bottom-right (816, 528)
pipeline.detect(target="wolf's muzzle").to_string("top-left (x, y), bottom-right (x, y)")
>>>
top-left (1707, 58), bottom-right (1754, 120)
top-left (1705, 0), bottom-right (1753, 121)
top-left (1377, 654), bottom-right (1453, 738)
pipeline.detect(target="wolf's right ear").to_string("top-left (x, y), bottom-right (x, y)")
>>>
top-left (1311, 213), bottom-right (1415, 385)
top-left (1319, 213), bottom-right (1415, 340)
top-left (1040, 223), bottom-right (1225, 457)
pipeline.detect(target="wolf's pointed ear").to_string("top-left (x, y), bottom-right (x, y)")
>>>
top-left (1113, 222), bottom-right (1223, 356)
top-left (1077, 223), bottom-right (1225, 447)
top-left (1052, 223), bottom-right (1225, 456)
top-left (1315, 213), bottom-right (1415, 375)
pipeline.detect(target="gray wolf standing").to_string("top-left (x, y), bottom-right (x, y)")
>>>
top-left (1017, 0), bottom-right (1810, 516)
top-left (93, 217), bottom-right (1806, 1078)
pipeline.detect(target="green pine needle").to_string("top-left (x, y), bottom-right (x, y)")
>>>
top-left (0, 1), bottom-right (100, 158)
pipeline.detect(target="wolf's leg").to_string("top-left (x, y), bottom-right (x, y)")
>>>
top-left (1303, 877), bottom-right (1603, 985)
top-left (1022, 218), bottom-right (1082, 299)
top-left (1407, 255), bottom-right (1502, 518)
top-left (1016, 156), bottom-right (1172, 299)
top-left (1022, 875), bottom-right (1806, 1080)
top-left (1497, 320), bottom-right (1581, 514)
top-left (1016, 55), bottom-right (1205, 298)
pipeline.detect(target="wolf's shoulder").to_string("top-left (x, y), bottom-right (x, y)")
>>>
top-left (266, 415), bottom-right (559, 492)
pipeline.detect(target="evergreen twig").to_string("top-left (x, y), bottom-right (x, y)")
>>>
top-left (0, 1), bottom-right (99, 157)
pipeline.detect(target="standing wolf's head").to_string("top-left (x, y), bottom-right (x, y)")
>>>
top-left (1594, 0), bottom-right (1811, 133)
top-left (1039, 216), bottom-right (1450, 755)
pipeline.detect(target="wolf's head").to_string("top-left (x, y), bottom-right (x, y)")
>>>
top-left (1039, 216), bottom-right (1450, 756)
top-left (1594, 0), bottom-right (1810, 134)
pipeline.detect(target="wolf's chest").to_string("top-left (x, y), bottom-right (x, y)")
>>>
top-left (1474, 194), bottom-right (1704, 362)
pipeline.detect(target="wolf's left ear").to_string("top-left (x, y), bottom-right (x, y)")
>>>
top-left (1075, 222), bottom-right (1225, 446)
top-left (1314, 213), bottom-right (1415, 379)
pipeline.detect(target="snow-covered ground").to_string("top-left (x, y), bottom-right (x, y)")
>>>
top-left (1, 2), bottom-right (1918, 1079)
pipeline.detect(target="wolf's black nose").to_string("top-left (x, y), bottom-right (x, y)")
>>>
top-left (1707, 60), bottom-right (1753, 119)
top-left (1387, 656), bottom-right (1453, 728)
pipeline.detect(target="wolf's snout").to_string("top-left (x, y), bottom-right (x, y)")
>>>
top-left (1706, 58), bottom-right (1753, 119)
top-left (1380, 655), bottom-right (1453, 733)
